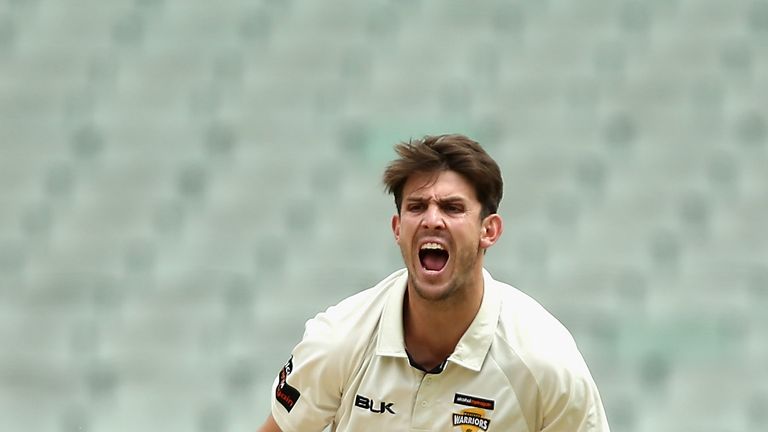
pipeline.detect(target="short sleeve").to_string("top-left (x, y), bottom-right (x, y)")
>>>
top-left (537, 351), bottom-right (610, 431)
top-left (270, 314), bottom-right (347, 432)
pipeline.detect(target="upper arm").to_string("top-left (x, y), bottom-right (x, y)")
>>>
top-left (534, 345), bottom-right (610, 432)
top-left (268, 314), bottom-right (350, 432)
top-left (538, 371), bottom-right (610, 431)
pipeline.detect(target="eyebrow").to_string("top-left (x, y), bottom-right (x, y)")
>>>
top-left (404, 196), bottom-right (468, 205)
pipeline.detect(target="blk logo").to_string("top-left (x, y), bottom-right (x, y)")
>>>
top-left (355, 394), bottom-right (395, 414)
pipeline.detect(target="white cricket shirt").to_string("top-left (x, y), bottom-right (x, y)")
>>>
top-left (271, 269), bottom-right (610, 431)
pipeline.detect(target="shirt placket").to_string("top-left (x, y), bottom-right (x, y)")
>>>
top-left (410, 370), bottom-right (448, 431)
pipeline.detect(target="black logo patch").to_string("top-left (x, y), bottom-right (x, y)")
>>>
top-left (275, 356), bottom-right (301, 412)
top-left (454, 393), bottom-right (495, 411)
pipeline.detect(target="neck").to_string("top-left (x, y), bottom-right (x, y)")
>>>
top-left (402, 269), bottom-right (485, 371)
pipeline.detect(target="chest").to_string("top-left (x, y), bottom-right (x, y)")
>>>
top-left (332, 356), bottom-right (532, 432)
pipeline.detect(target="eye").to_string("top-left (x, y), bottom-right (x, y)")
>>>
top-left (407, 203), bottom-right (425, 212)
top-left (444, 203), bottom-right (464, 213)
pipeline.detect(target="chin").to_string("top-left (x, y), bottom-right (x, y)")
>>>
top-left (410, 273), bottom-right (458, 302)
top-left (414, 286), bottom-right (456, 302)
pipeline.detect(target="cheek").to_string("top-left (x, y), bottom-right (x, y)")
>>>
top-left (398, 218), bottom-right (416, 234)
top-left (400, 226), bottom-right (415, 243)
top-left (395, 224), bottom-right (409, 245)
top-left (457, 226), bottom-right (483, 246)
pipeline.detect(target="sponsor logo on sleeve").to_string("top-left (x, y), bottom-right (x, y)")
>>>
top-left (275, 356), bottom-right (301, 412)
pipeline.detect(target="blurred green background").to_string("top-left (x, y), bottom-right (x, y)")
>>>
top-left (1, 0), bottom-right (767, 431)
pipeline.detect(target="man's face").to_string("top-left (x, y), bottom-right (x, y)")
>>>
top-left (391, 170), bottom-right (502, 302)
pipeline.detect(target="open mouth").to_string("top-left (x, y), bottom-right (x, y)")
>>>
top-left (418, 242), bottom-right (449, 272)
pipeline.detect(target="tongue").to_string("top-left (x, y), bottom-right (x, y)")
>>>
top-left (422, 250), bottom-right (448, 271)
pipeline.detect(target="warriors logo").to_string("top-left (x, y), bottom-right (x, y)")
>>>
top-left (452, 393), bottom-right (495, 431)
top-left (452, 407), bottom-right (491, 432)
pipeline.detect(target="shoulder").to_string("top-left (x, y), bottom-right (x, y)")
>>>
top-left (301, 268), bottom-right (407, 353)
top-left (489, 277), bottom-right (592, 382)
top-left (271, 269), bottom-right (408, 428)
top-left (488, 277), bottom-right (608, 429)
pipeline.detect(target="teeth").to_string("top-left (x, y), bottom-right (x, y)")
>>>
top-left (420, 242), bottom-right (445, 251)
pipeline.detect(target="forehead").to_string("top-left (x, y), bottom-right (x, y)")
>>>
top-left (402, 170), bottom-right (479, 202)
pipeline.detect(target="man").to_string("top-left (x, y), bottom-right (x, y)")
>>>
top-left (258, 134), bottom-right (610, 431)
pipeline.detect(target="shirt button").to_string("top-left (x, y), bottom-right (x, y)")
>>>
top-left (421, 401), bottom-right (428, 407)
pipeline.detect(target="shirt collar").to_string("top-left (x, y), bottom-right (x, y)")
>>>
top-left (376, 270), bottom-right (409, 358)
top-left (376, 269), bottom-right (503, 372)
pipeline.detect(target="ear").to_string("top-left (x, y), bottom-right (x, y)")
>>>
top-left (480, 214), bottom-right (503, 249)
top-left (391, 214), bottom-right (401, 242)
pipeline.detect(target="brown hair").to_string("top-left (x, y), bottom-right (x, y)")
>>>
top-left (383, 134), bottom-right (503, 218)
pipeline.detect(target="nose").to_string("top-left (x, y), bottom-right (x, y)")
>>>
top-left (421, 204), bottom-right (446, 230)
